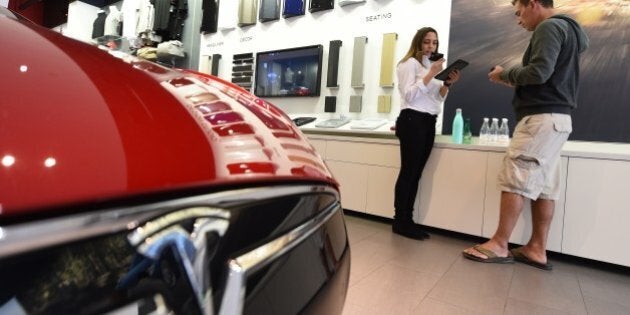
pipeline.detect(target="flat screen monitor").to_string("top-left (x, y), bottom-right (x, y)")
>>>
top-left (254, 45), bottom-right (323, 98)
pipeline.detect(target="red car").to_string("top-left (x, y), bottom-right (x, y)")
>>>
top-left (0, 7), bottom-right (349, 315)
top-left (292, 86), bottom-right (311, 96)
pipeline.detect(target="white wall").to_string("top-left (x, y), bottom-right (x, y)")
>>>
top-left (1, 0), bottom-right (9, 8)
top-left (200, 0), bottom-right (452, 132)
top-left (64, 1), bottom-right (122, 43)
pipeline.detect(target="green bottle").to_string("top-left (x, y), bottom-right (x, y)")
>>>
top-left (463, 118), bottom-right (472, 144)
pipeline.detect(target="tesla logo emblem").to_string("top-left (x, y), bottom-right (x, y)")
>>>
top-left (126, 207), bottom-right (231, 314)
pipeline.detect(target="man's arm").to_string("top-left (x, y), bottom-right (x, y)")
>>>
top-left (501, 20), bottom-right (564, 85)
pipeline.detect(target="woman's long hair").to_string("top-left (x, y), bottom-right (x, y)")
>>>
top-left (398, 27), bottom-right (439, 66)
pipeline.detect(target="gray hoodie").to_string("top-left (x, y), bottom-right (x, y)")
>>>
top-left (501, 14), bottom-right (589, 121)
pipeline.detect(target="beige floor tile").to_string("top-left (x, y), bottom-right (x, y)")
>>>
top-left (583, 295), bottom-right (630, 315)
top-left (508, 265), bottom-right (586, 314)
top-left (341, 302), bottom-right (381, 315)
top-left (577, 267), bottom-right (630, 309)
top-left (359, 226), bottom-right (430, 255)
top-left (342, 214), bottom-right (630, 315)
top-left (536, 258), bottom-right (583, 277)
top-left (427, 257), bottom-right (514, 314)
top-left (503, 297), bottom-right (570, 315)
top-left (345, 218), bottom-right (382, 245)
top-left (345, 262), bottom-right (442, 315)
top-left (413, 297), bottom-right (475, 315)
top-left (386, 234), bottom-right (469, 276)
top-left (347, 238), bottom-right (395, 286)
top-left (347, 222), bottom-right (435, 286)
top-left (344, 214), bottom-right (389, 230)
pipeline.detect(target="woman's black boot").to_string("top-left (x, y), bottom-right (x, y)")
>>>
top-left (392, 210), bottom-right (429, 240)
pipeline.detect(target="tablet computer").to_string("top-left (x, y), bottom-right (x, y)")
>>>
top-left (435, 59), bottom-right (469, 81)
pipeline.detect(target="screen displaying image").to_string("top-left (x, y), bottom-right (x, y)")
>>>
top-left (254, 45), bottom-right (323, 98)
top-left (443, 0), bottom-right (630, 142)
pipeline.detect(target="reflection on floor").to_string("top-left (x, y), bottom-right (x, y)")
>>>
top-left (342, 214), bottom-right (630, 315)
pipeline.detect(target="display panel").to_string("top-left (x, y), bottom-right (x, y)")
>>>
top-left (349, 95), bottom-right (362, 112)
top-left (211, 54), bottom-right (221, 76)
top-left (260, 0), bottom-right (281, 22)
top-left (283, 0), bottom-right (305, 18)
top-left (200, 0), bottom-right (219, 33)
top-left (351, 36), bottom-right (367, 88)
top-left (233, 53), bottom-right (254, 92)
top-left (338, 0), bottom-right (365, 7)
top-left (324, 96), bottom-right (337, 112)
top-left (443, 0), bottom-right (630, 143)
top-left (238, 0), bottom-right (257, 26)
top-left (326, 40), bottom-right (342, 87)
top-left (217, 0), bottom-right (238, 29)
top-left (255, 45), bottom-right (323, 98)
top-left (379, 32), bottom-right (397, 87)
top-left (309, 0), bottom-right (334, 13)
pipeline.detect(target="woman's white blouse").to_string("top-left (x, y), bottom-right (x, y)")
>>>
top-left (396, 57), bottom-right (446, 115)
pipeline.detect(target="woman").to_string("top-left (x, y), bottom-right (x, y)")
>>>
top-left (393, 27), bottom-right (460, 240)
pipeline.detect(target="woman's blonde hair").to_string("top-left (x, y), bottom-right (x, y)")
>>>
top-left (399, 27), bottom-right (439, 66)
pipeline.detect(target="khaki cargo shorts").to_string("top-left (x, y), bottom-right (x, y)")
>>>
top-left (498, 113), bottom-right (572, 200)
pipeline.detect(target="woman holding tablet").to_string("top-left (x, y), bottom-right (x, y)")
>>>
top-left (392, 27), bottom-right (460, 240)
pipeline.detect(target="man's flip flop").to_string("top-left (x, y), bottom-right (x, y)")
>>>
top-left (462, 245), bottom-right (514, 264)
top-left (510, 247), bottom-right (553, 271)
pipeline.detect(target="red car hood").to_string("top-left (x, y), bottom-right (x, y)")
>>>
top-left (0, 15), bottom-right (335, 217)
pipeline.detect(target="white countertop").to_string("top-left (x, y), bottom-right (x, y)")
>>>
top-left (300, 119), bottom-right (630, 161)
top-left (297, 116), bottom-right (396, 137)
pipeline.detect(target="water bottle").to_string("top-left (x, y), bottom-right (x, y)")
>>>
top-left (498, 118), bottom-right (510, 145)
top-left (489, 118), bottom-right (499, 144)
top-left (479, 117), bottom-right (490, 145)
top-left (452, 108), bottom-right (464, 144)
top-left (463, 118), bottom-right (472, 144)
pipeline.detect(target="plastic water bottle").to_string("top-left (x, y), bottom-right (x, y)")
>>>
top-left (463, 118), bottom-right (472, 144)
top-left (452, 108), bottom-right (464, 144)
top-left (498, 118), bottom-right (510, 145)
top-left (489, 118), bottom-right (499, 144)
top-left (479, 117), bottom-right (490, 145)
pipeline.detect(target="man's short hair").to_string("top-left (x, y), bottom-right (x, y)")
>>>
top-left (511, 0), bottom-right (554, 8)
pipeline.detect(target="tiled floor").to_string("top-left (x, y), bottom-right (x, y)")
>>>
top-left (341, 214), bottom-right (630, 315)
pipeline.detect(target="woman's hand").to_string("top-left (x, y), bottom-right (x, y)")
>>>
top-left (445, 69), bottom-right (461, 86)
top-left (423, 58), bottom-right (445, 86)
top-left (429, 58), bottom-right (445, 76)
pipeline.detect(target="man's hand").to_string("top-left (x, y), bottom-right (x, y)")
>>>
top-left (488, 65), bottom-right (513, 87)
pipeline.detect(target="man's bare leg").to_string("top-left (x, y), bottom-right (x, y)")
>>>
top-left (463, 191), bottom-right (525, 259)
top-left (518, 198), bottom-right (554, 264)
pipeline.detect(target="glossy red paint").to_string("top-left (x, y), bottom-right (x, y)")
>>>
top-left (0, 14), bottom-right (336, 217)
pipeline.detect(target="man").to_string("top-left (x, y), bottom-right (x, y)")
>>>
top-left (462, 0), bottom-right (589, 270)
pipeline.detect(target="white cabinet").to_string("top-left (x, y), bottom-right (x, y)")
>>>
top-left (308, 139), bottom-right (327, 159)
top-left (482, 153), bottom-right (567, 252)
top-left (322, 140), bottom-right (399, 217)
top-left (563, 158), bottom-right (630, 266)
top-left (308, 133), bottom-right (630, 267)
top-left (365, 166), bottom-right (398, 218)
top-left (328, 161), bottom-right (398, 218)
top-left (325, 140), bottom-right (399, 167)
top-left (416, 148), bottom-right (487, 236)
top-left (326, 160), bottom-right (368, 212)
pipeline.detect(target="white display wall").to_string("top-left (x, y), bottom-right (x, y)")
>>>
top-left (66, 1), bottom-right (113, 43)
top-left (52, 1), bottom-right (123, 44)
top-left (200, 0), bottom-right (452, 131)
